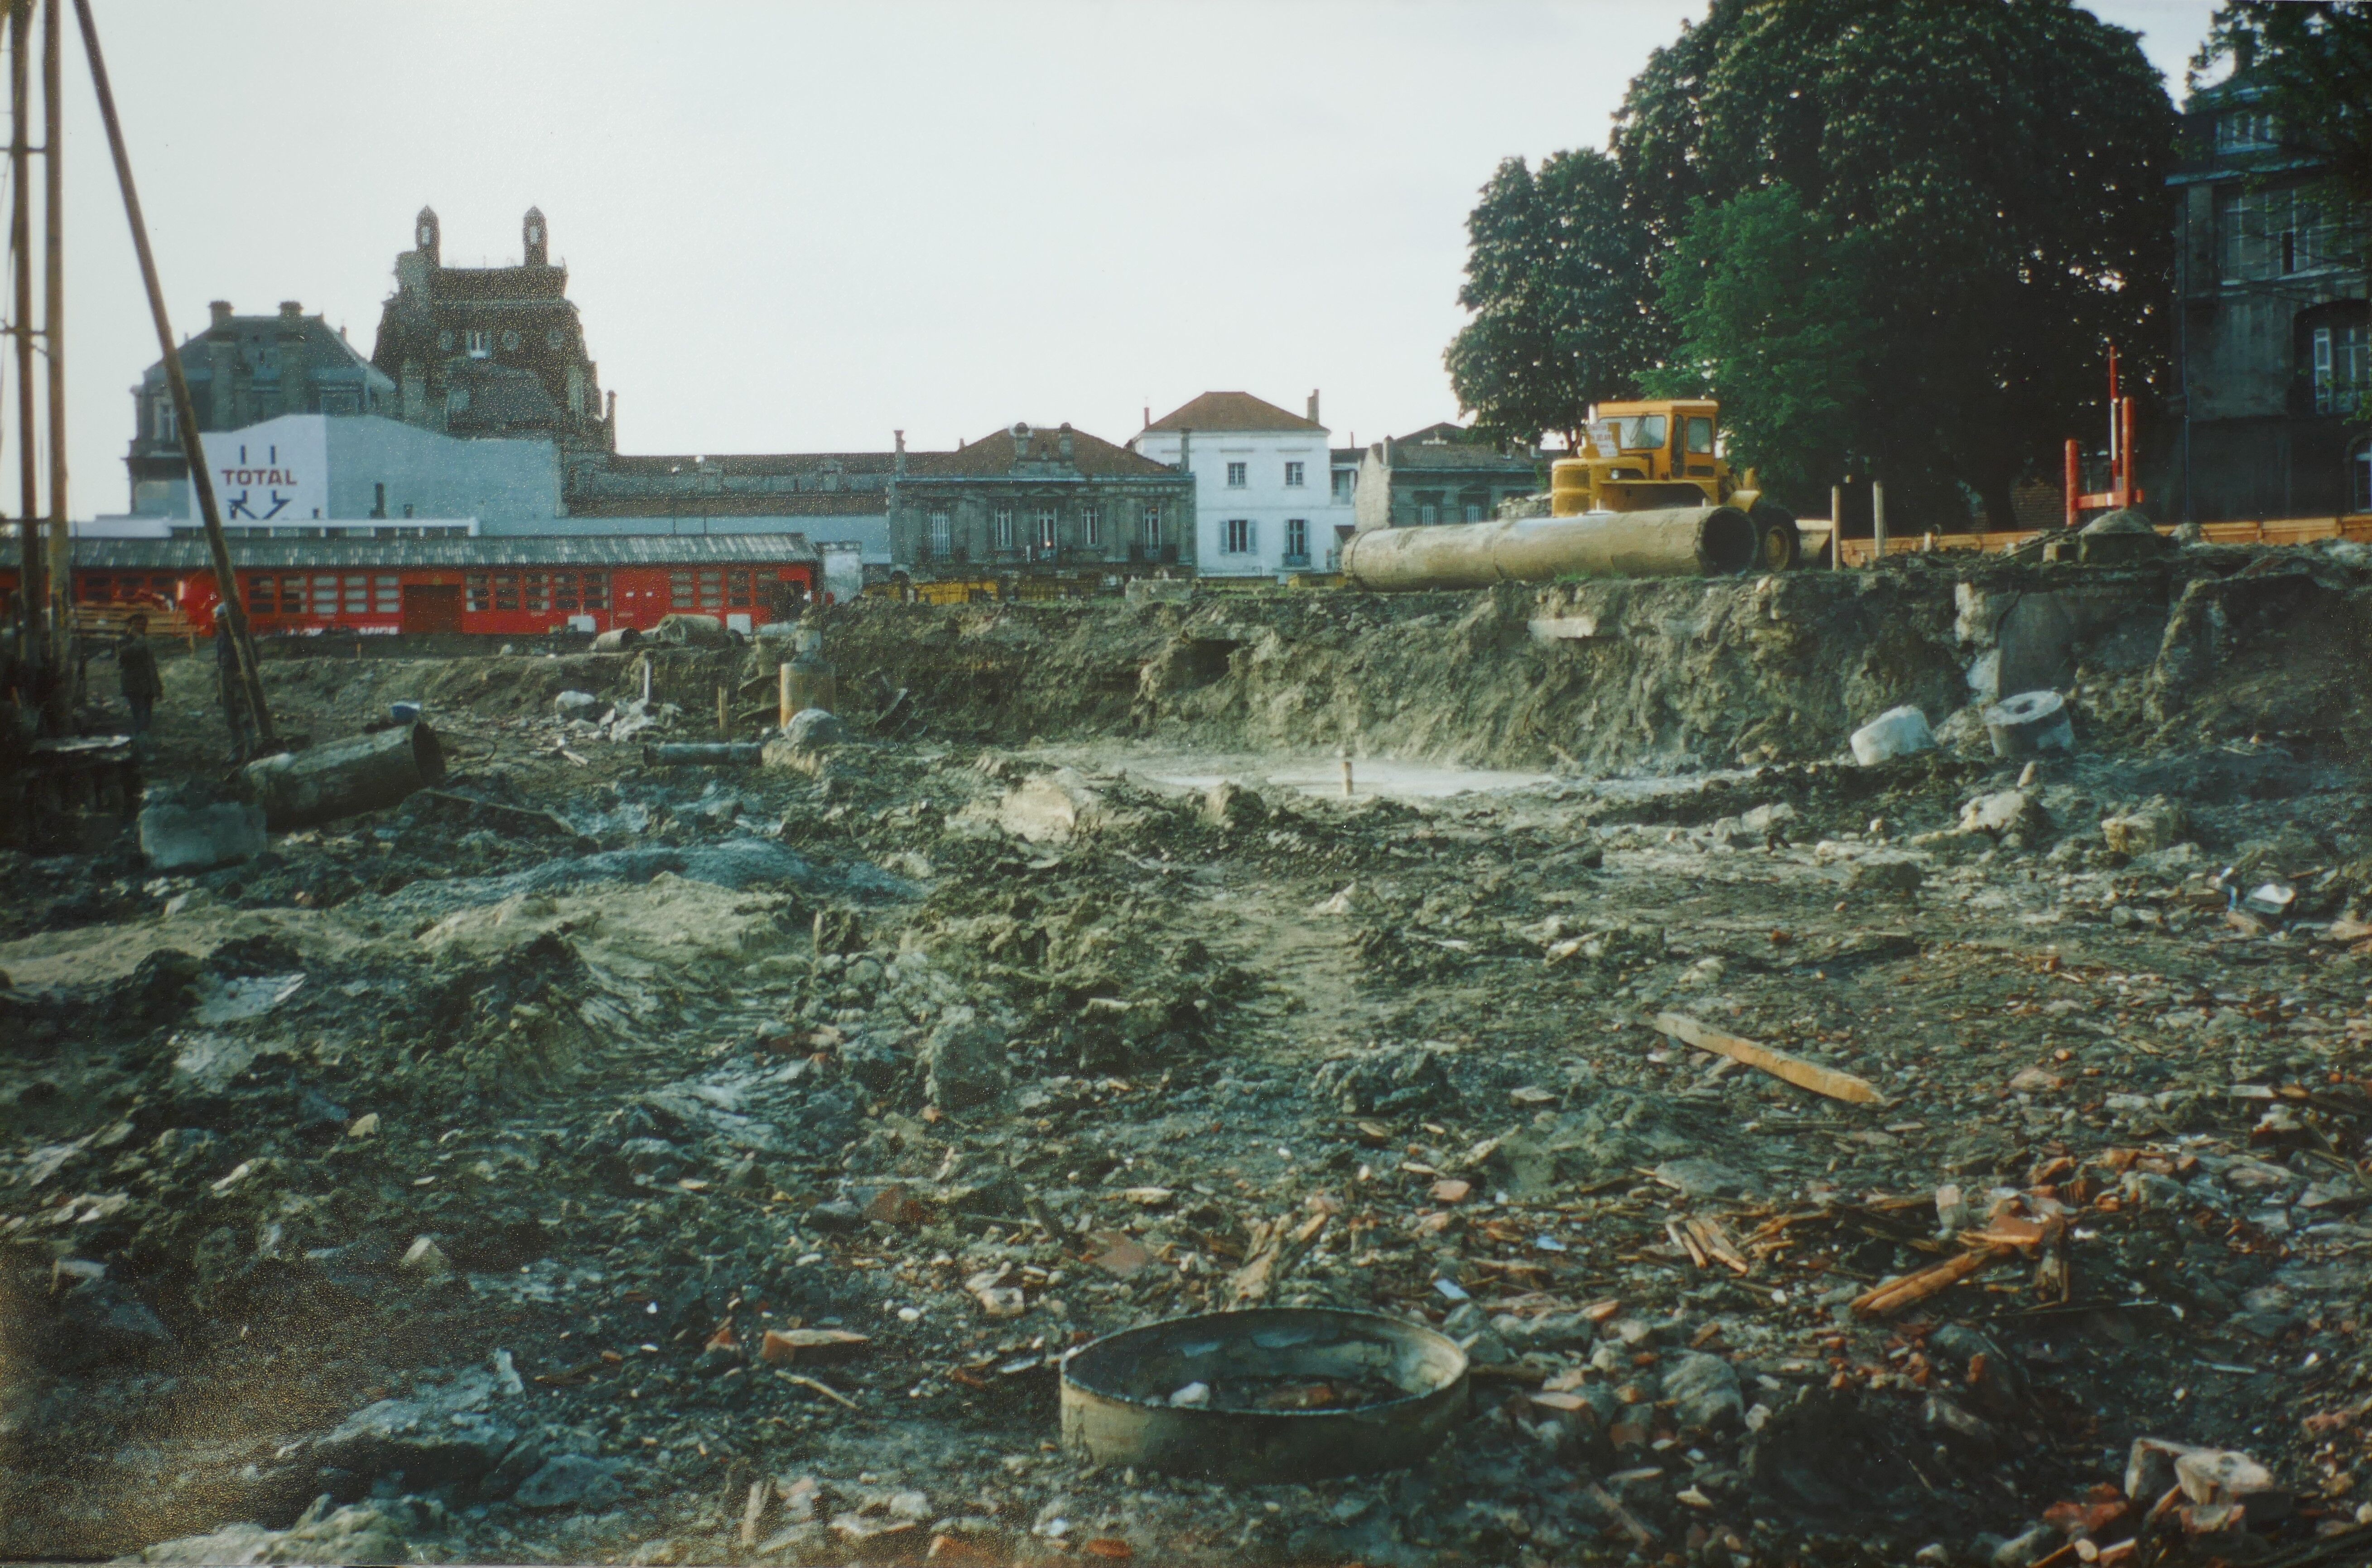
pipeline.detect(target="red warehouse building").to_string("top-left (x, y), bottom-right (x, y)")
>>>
top-left (13, 533), bottom-right (820, 637)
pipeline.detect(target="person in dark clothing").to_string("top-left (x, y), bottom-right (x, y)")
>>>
top-left (118, 613), bottom-right (162, 742)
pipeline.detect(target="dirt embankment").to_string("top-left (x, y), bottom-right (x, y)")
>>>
top-left (816, 547), bottom-right (2372, 774)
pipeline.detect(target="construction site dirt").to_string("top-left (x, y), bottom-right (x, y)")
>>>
top-left (9, 542), bottom-right (2372, 1568)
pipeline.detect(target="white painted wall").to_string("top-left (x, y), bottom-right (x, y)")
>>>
top-left (1132, 423), bottom-right (1355, 577)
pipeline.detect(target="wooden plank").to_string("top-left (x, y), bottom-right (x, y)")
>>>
top-left (1851, 1245), bottom-right (2012, 1318)
top-left (1653, 1012), bottom-right (1886, 1107)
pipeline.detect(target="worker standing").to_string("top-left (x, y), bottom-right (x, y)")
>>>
top-left (118, 613), bottom-right (163, 753)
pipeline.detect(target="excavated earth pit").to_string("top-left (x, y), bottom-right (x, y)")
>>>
top-left (6, 543), bottom-right (2372, 1566)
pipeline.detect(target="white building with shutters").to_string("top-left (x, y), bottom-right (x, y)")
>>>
top-left (1130, 390), bottom-right (1355, 579)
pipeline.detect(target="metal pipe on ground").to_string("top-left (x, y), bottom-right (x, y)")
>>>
top-left (1337, 505), bottom-right (1759, 591)
top-left (241, 721), bottom-right (445, 830)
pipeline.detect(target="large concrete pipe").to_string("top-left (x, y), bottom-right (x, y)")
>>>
top-left (242, 721), bottom-right (446, 829)
top-left (1338, 505), bottom-right (1760, 591)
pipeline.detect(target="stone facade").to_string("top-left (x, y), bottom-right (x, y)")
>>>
top-left (887, 422), bottom-right (1194, 576)
top-left (1352, 422), bottom-right (1543, 531)
top-left (2165, 80), bottom-right (2370, 521)
top-left (124, 301), bottom-right (394, 513)
top-left (369, 207), bottom-right (615, 450)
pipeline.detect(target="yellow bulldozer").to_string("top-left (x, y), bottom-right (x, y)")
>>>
top-left (1548, 398), bottom-right (1800, 571)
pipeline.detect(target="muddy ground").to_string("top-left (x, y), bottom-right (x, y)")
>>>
top-left (7, 543), bottom-right (2372, 1568)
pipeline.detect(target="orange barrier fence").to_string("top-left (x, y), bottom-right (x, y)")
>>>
top-left (1824, 514), bottom-right (2372, 568)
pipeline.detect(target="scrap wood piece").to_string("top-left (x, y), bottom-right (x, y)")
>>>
top-left (759, 1327), bottom-right (871, 1364)
top-left (1582, 1481), bottom-right (1659, 1547)
top-left (1666, 1219), bottom-right (1709, 1269)
top-left (1851, 1245), bottom-right (2014, 1318)
top-left (778, 1371), bottom-right (858, 1408)
top-left (1683, 1216), bottom-right (1751, 1275)
top-left (1653, 1013), bottom-right (1886, 1107)
top-left (1227, 1210), bottom-right (1329, 1306)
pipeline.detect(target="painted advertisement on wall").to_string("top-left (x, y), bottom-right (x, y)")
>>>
top-left (190, 415), bottom-right (328, 523)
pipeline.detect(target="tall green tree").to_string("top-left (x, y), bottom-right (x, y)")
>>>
top-left (1444, 150), bottom-right (1663, 449)
top-left (1641, 185), bottom-right (1875, 506)
top-left (2196, 2), bottom-right (2372, 204)
top-left (1614, 0), bottom-right (2179, 530)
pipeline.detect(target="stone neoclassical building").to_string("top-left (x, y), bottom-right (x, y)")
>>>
top-left (887, 422), bottom-right (1195, 579)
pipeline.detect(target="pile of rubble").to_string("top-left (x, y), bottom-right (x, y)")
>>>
top-left (3, 551), bottom-right (2372, 1566)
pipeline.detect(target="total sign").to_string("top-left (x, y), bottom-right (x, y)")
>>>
top-left (191, 416), bottom-right (328, 523)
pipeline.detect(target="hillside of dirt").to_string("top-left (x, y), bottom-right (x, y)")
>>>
top-left (7, 543), bottom-right (2372, 1568)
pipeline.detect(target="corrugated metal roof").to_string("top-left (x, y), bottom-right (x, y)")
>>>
top-left (71, 533), bottom-right (818, 570)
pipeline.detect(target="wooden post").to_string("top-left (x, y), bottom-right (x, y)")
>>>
top-left (2064, 439), bottom-right (2082, 529)
top-left (2125, 394), bottom-right (2144, 510)
top-left (10, 0), bottom-right (38, 700)
top-left (778, 661), bottom-right (791, 730)
top-left (1870, 482), bottom-right (1887, 566)
top-left (41, 0), bottom-right (68, 723)
top-left (1829, 484), bottom-right (1843, 569)
top-left (718, 684), bottom-right (730, 736)
top-left (74, 0), bottom-right (274, 750)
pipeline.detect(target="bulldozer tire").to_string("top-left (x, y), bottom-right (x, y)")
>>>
top-left (1749, 501), bottom-right (1800, 572)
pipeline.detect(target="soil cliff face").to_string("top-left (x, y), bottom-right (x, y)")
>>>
top-left (823, 551), bottom-right (2372, 772)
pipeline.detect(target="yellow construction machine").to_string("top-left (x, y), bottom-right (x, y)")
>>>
top-left (1548, 399), bottom-right (1800, 570)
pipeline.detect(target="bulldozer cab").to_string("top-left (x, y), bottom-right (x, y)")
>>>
top-left (1551, 397), bottom-right (1795, 569)
top-left (1586, 400), bottom-right (1719, 482)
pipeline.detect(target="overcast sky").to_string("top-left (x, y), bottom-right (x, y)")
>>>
top-left (48, 0), bottom-right (2214, 517)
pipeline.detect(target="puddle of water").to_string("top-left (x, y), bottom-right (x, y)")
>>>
top-left (1019, 743), bottom-right (1750, 806)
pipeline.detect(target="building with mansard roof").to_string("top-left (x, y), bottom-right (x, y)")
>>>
top-left (369, 207), bottom-right (614, 451)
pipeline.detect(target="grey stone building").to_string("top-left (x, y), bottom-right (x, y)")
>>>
top-left (2165, 78), bottom-right (2370, 520)
top-left (369, 207), bottom-right (616, 451)
top-left (124, 301), bottom-right (394, 512)
top-left (1352, 422), bottom-right (1543, 531)
top-left (887, 422), bottom-right (1194, 576)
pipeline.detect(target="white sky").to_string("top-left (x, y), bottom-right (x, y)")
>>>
top-left (48, 0), bottom-right (2213, 517)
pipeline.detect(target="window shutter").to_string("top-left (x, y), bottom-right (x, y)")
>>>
top-left (1248, 520), bottom-right (1258, 552)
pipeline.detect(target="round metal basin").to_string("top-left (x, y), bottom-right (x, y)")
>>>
top-left (1059, 1307), bottom-right (1468, 1481)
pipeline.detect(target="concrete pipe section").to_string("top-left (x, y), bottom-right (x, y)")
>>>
top-left (1059, 1307), bottom-right (1468, 1481)
top-left (1339, 504), bottom-right (1761, 591)
top-left (241, 722), bottom-right (447, 830)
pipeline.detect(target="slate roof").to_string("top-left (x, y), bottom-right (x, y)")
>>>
top-left (142, 312), bottom-right (391, 396)
top-left (566, 492), bottom-right (888, 519)
top-left (1380, 422), bottom-right (1538, 473)
top-left (603, 452), bottom-right (902, 478)
top-left (445, 362), bottom-right (563, 435)
top-left (74, 534), bottom-right (818, 570)
top-left (1143, 392), bottom-right (1321, 434)
top-left (907, 424), bottom-right (1178, 480)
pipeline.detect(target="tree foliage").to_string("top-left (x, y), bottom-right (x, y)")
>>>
top-left (1447, 0), bottom-right (2181, 527)
top-left (1616, 0), bottom-right (2179, 528)
top-left (1443, 150), bottom-right (1663, 449)
top-left (1641, 185), bottom-right (1875, 503)
top-left (2196, 2), bottom-right (2372, 204)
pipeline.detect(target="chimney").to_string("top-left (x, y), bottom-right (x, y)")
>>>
top-left (523, 207), bottom-right (548, 267)
top-left (1143, 405), bottom-right (1151, 429)
top-left (1178, 428), bottom-right (1191, 473)
top-left (1058, 422), bottom-right (1074, 462)
top-left (894, 429), bottom-right (906, 477)
top-left (209, 300), bottom-right (233, 328)
top-left (1307, 389), bottom-right (1320, 425)
top-left (279, 300), bottom-right (304, 322)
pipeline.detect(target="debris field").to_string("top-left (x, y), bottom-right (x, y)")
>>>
top-left (8, 543), bottom-right (2372, 1567)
